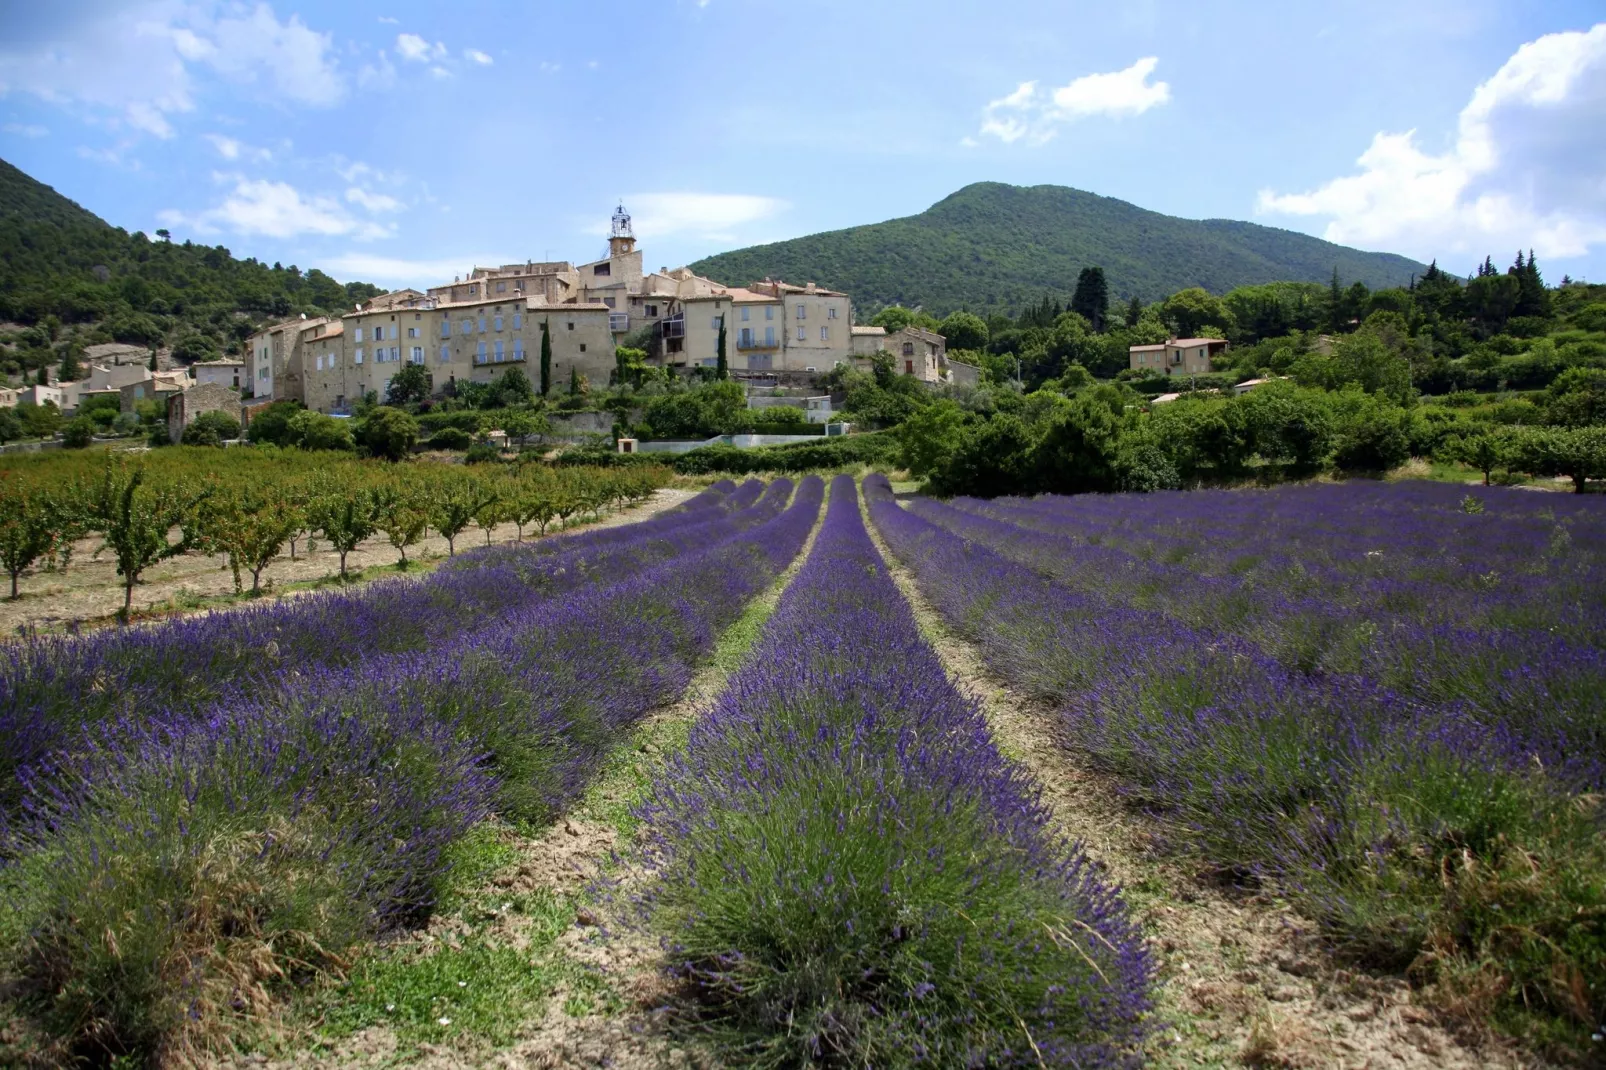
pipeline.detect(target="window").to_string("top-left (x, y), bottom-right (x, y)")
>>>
top-left (494, 339), bottom-right (505, 362)
top-left (415, 313), bottom-right (422, 320)
top-left (406, 326), bottom-right (417, 338)
top-left (906, 360), bottom-right (915, 375)
top-left (902, 342), bottom-right (915, 356)
top-left (494, 315), bottom-right (503, 331)
top-left (796, 305), bottom-right (806, 319)
top-left (259, 366), bottom-right (268, 380)
top-left (512, 313), bottom-right (521, 329)
top-left (740, 328), bottom-right (753, 346)
top-left (391, 346), bottom-right (400, 362)
top-left (496, 281), bottom-right (506, 293)
top-left (476, 341), bottom-right (487, 364)
top-left (741, 307), bottom-right (750, 321)
top-left (820, 326), bottom-right (829, 341)
top-left (354, 327), bottom-right (364, 342)
top-left (441, 321), bottom-right (450, 338)
top-left (355, 347), bottom-right (364, 364)
top-left (478, 316), bottom-right (487, 333)
top-left (828, 307), bottom-right (837, 319)
top-left (646, 304), bottom-right (658, 317)
top-left (315, 355), bottom-right (323, 370)
top-left (765, 327), bottom-right (775, 346)
top-left (711, 316), bottom-right (721, 329)
top-left (440, 346), bottom-right (451, 363)
top-left (411, 347), bottom-right (424, 363)
top-left (579, 343), bottom-right (587, 352)
top-left (469, 284), bottom-right (478, 296)
top-left (593, 262), bottom-right (611, 276)
top-left (765, 306), bottom-right (774, 320)
top-left (514, 339), bottom-right (524, 360)
top-left (797, 326), bottom-right (806, 341)
top-left (603, 297), bottom-right (616, 308)
top-left (374, 326), bottom-right (384, 341)
top-left (567, 322), bottom-right (575, 331)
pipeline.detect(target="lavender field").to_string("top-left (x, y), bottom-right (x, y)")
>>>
top-left (2, 473), bottom-right (1600, 1066)
top-left (866, 474), bottom-right (1606, 1061)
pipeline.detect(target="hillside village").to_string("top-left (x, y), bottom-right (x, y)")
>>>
top-left (1, 206), bottom-right (965, 443)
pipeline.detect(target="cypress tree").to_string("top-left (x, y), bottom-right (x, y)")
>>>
top-left (568, 365), bottom-right (581, 396)
top-left (148, 346), bottom-right (159, 372)
top-left (1327, 267), bottom-right (1344, 331)
top-left (715, 314), bottom-right (728, 380)
top-left (58, 346), bottom-right (81, 382)
top-left (539, 319), bottom-right (552, 397)
top-left (1126, 295), bottom-right (1143, 327)
top-left (1070, 266), bottom-right (1109, 331)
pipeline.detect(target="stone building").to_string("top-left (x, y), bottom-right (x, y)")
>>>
top-left (848, 325), bottom-right (950, 383)
top-left (1128, 337), bottom-right (1228, 376)
top-left (165, 382), bottom-right (243, 443)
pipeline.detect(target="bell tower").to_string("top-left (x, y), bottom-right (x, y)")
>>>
top-left (609, 202), bottom-right (636, 257)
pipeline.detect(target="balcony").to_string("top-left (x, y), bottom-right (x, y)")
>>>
top-left (659, 315), bottom-right (685, 340)
top-left (736, 334), bottom-right (779, 350)
top-left (609, 313), bottom-right (629, 332)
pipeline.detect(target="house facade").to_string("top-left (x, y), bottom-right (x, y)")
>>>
top-left (1128, 337), bottom-right (1228, 376)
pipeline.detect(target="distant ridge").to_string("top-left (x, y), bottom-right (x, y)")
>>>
top-left (690, 182), bottom-right (1428, 316)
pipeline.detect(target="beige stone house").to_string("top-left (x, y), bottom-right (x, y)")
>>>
top-left (192, 360), bottom-right (247, 391)
top-left (848, 325), bottom-right (949, 383)
top-left (1129, 337), bottom-right (1228, 376)
top-left (119, 371), bottom-right (188, 413)
top-left (165, 382), bottom-right (243, 443)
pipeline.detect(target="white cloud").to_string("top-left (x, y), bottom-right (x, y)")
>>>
top-left (622, 193), bottom-right (786, 240)
top-left (346, 187), bottom-right (404, 213)
top-left (204, 133), bottom-right (270, 162)
top-left (1258, 23), bottom-right (1606, 264)
top-left (0, 2), bottom-right (344, 140)
top-left (159, 178), bottom-right (388, 240)
top-left (464, 49), bottom-right (493, 66)
top-left (377, 16), bottom-right (399, 25)
top-left (322, 253), bottom-right (513, 286)
top-left (429, 66), bottom-right (451, 80)
top-left (979, 58), bottom-right (1170, 144)
top-left (396, 33), bottom-right (430, 62)
top-left (3, 123), bottom-right (48, 138)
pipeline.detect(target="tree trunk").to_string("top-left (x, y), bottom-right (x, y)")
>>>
top-left (446, 535), bottom-right (456, 556)
top-left (250, 567), bottom-right (263, 595)
top-left (289, 536), bottom-right (298, 560)
top-left (10, 571), bottom-right (17, 599)
top-left (124, 577), bottom-right (134, 612)
top-left (1575, 474), bottom-right (1587, 494)
top-left (339, 550), bottom-right (349, 578)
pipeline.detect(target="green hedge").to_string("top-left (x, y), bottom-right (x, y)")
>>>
top-left (671, 432), bottom-right (898, 475)
top-left (416, 409), bottom-right (484, 436)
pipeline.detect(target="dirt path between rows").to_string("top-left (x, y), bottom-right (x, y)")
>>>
top-left (1, 487), bottom-right (698, 634)
top-left (230, 487), bottom-right (826, 1070)
top-left (860, 501), bottom-right (1534, 1070)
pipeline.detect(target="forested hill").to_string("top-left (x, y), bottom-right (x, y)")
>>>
top-left (0, 156), bottom-right (379, 370)
top-left (690, 182), bottom-right (1428, 316)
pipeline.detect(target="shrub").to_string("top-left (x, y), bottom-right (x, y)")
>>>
top-left (464, 442), bottom-right (501, 464)
top-left (246, 400), bottom-right (305, 446)
top-left (286, 410), bottom-right (355, 453)
top-left (61, 416), bottom-right (95, 449)
top-left (427, 427), bottom-right (474, 451)
top-left (180, 410), bottom-right (241, 448)
top-left (355, 407), bottom-right (419, 461)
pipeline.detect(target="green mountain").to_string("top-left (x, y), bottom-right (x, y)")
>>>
top-left (689, 182), bottom-right (1429, 315)
top-left (0, 156), bottom-right (379, 375)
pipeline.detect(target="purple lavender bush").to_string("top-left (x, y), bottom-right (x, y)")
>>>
top-left (637, 476), bottom-right (1151, 1067)
top-left (866, 475), bottom-right (1605, 1058)
top-left (0, 480), bottom-right (752, 817)
top-left (0, 478), bottom-right (823, 1062)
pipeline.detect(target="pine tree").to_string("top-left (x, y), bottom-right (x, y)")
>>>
top-left (1514, 248), bottom-right (1551, 318)
top-left (715, 314), bottom-right (728, 380)
top-left (539, 319), bottom-right (552, 397)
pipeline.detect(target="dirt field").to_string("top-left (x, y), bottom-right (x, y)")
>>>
top-left (0, 487), bottom-right (698, 634)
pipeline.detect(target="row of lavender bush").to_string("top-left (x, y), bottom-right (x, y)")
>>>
top-left (636, 476), bottom-right (1151, 1067)
top-left (865, 475), bottom-right (1604, 1058)
top-left (0, 477), bottom-right (824, 1062)
top-left (0, 479), bottom-right (763, 816)
top-left (914, 488), bottom-right (1606, 790)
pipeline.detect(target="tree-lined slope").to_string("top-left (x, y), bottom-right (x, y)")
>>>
top-left (691, 182), bottom-right (1428, 314)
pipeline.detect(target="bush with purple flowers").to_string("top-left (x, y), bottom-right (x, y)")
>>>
top-left (638, 476), bottom-right (1151, 1067)
top-left (865, 474), bottom-right (1606, 1058)
top-left (0, 477), bottom-right (823, 1061)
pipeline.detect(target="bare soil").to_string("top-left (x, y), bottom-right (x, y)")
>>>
top-left (861, 509), bottom-right (1540, 1070)
top-left (0, 488), bottom-right (697, 635)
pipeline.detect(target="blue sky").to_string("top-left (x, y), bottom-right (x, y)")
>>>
top-left (2, 1), bottom-right (1603, 291)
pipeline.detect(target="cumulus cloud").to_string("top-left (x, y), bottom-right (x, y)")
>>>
top-left (1257, 23), bottom-right (1606, 265)
top-left (979, 57), bottom-right (1170, 144)
top-left (0, 2), bottom-right (344, 140)
top-left (396, 33), bottom-right (447, 63)
top-left (622, 193), bottom-right (786, 241)
top-left (464, 49), bottom-right (493, 65)
top-left (3, 123), bottom-right (48, 138)
top-left (159, 178), bottom-right (388, 240)
top-left (346, 187), bottom-right (404, 213)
